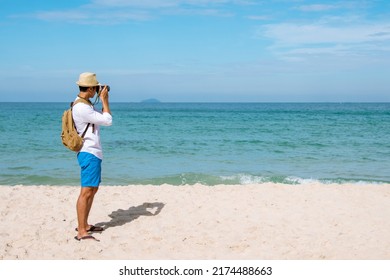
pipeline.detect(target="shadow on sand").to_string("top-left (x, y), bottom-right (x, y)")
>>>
top-left (95, 202), bottom-right (165, 230)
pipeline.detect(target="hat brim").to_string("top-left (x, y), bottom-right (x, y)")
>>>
top-left (76, 82), bottom-right (101, 87)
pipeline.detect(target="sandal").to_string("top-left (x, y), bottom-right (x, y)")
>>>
top-left (74, 235), bottom-right (100, 242)
top-left (75, 225), bottom-right (104, 233)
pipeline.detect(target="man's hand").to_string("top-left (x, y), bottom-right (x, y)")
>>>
top-left (99, 86), bottom-right (111, 114)
top-left (99, 86), bottom-right (109, 101)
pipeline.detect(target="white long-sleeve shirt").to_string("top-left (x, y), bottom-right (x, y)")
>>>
top-left (72, 97), bottom-right (112, 159)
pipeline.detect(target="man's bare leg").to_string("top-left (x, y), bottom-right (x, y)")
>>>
top-left (76, 187), bottom-right (97, 238)
top-left (85, 188), bottom-right (98, 229)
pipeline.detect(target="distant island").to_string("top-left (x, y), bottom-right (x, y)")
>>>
top-left (140, 98), bottom-right (161, 103)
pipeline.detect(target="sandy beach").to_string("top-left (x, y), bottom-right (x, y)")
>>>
top-left (1, 183), bottom-right (390, 260)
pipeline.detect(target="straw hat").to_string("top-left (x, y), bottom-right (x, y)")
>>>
top-left (76, 72), bottom-right (100, 87)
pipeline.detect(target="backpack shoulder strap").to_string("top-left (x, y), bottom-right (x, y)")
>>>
top-left (70, 98), bottom-right (94, 137)
top-left (72, 97), bottom-right (92, 107)
top-left (81, 123), bottom-right (91, 138)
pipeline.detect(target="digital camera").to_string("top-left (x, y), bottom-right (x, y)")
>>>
top-left (99, 85), bottom-right (110, 92)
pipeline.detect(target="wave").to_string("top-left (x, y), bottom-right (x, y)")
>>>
top-left (107, 173), bottom-right (390, 186)
top-left (1, 172), bottom-right (389, 186)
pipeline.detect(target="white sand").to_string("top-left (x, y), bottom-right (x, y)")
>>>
top-left (1, 183), bottom-right (390, 260)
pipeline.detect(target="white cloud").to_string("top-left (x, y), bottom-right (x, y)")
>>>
top-left (32, 9), bottom-right (152, 24)
top-left (297, 4), bottom-right (337, 12)
top-left (257, 19), bottom-right (390, 66)
top-left (91, 0), bottom-right (252, 8)
top-left (246, 15), bottom-right (270, 21)
top-left (34, 10), bottom-right (88, 22)
top-left (262, 23), bottom-right (390, 45)
top-left (91, 0), bottom-right (180, 8)
top-left (19, 0), bottom-right (250, 24)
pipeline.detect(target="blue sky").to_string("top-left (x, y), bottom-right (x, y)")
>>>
top-left (0, 0), bottom-right (389, 102)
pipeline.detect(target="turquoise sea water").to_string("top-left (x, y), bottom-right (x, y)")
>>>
top-left (0, 102), bottom-right (389, 186)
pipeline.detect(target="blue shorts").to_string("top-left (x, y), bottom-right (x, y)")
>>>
top-left (77, 152), bottom-right (102, 187)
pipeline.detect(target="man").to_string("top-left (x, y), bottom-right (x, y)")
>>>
top-left (73, 72), bottom-right (112, 241)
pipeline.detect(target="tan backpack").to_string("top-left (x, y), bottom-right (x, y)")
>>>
top-left (61, 98), bottom-right (92, 152)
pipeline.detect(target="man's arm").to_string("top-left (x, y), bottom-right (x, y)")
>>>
top-left (100, 86), bottom-right (111, 115)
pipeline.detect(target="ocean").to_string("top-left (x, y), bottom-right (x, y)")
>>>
top-left (0, 102), bottom-right (389, 186)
